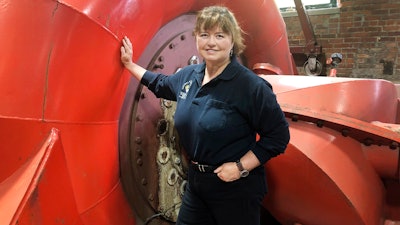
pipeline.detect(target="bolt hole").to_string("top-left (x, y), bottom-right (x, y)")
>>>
top-left (170, 172), bottom-right (176, 181)
top-left (162, 151), bottom-right (168, 160)
top-left (157, 119), bottom-right (168, 136)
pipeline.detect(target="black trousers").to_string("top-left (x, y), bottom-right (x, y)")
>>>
top-left (176, 166), bottom-right (267, 225)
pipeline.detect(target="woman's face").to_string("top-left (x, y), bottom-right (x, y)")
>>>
top-left (196, 25), bottom-right (234, 65)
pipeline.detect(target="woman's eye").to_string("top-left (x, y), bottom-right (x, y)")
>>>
top-left (199, 33), bottom-right (208, 38)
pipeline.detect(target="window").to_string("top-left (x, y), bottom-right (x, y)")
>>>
top-left (276, 0), bottom-right (338, 12)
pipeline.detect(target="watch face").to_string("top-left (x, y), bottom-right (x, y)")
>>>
top-left (240, 170), bottom-right (249, 177)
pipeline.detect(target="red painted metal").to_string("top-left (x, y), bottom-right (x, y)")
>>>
top-left (0, 0), bottom-right (399, 225)
top-left (262, 75), bottom-right (400, 224)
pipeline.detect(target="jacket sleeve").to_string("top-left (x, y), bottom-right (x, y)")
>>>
top-left (141, 70), bottom-right (181, 101)
top-left (249, 80), bottom-right (290, 164)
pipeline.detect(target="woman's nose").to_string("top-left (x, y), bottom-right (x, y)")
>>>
top-left (206, 36), bottom-right (216, 45)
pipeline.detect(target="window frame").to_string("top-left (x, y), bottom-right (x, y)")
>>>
top-left (278, 0), bottom-right (338, 12)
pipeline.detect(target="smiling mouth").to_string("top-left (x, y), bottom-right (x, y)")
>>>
top-left (206, 49), bottom-right (218, 52)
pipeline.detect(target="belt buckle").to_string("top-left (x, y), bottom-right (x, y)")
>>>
top-left (197, 164), bottom-right (205, 172)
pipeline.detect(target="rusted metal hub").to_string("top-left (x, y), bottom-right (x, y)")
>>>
top-left (119, 14), bottom-right (199, 225)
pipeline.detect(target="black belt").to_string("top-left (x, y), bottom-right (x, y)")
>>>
top-left (190, 161), bottom-right (218, 173)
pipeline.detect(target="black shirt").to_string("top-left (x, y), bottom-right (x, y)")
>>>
top-left (141, 57), bottom-right (290, 166)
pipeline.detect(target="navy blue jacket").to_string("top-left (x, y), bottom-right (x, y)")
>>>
top-left (141, 58), bottom-right (290, 166)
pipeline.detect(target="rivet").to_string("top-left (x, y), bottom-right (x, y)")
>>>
top-left (148, 194), bottom-right (154, 201)
top-left (137, 158), bottom-right (143, 166)
top-left (141, 178), bottom-right (147, 185)
top-left (363, 138), bottom-right (373, 146)
top-left (153, 64), bottom-right (164, 70)
top-left (180, 35), bottom-right (186, 41)
top-left (389, 142), bottom-right (398, 150)
top-left (316, 120), bottom-right (324, 128)
top-left (136, 148), bottom-right (143, 156)
top-left (135, 137), bottom-right (142, 144)
top-left (341, 129), bottom-right (349, 137)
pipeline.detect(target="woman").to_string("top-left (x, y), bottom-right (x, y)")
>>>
top-left (120, 6), bottom-right (290, 225)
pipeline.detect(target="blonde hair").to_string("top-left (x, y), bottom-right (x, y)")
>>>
top-left (194, 6), bottom-right (246, 56)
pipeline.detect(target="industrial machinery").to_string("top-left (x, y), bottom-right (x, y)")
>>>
top-left (0, 0), bottom-right (399, 225)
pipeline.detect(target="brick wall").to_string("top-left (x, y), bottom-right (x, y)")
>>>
top-left (283, 0), bottom-right (400, 81)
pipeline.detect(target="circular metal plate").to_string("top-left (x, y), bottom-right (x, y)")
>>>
top-left (119, 14), bottom-right (199, 225)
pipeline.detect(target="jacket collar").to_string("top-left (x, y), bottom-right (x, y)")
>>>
top-left (194, 57), bottom-right (241, 85)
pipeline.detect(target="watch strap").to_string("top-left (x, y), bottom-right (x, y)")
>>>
top-left (236, 160), bottom-right (245, 171)
top-left (236, 160), bottom-right (249, 177)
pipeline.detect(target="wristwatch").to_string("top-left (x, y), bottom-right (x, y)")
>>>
top-left (236, 160), bottom-right (249, 178)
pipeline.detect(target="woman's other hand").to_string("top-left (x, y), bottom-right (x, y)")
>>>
top-left (214, 162), bottom-right (241, 182)
top-left (120, 36), bottom-right (133, 67)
